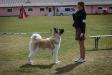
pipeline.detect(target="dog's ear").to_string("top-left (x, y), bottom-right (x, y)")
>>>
top-left (54, 28), bottom-right (58, 33)
top-left (54, 28), bottom-right (56, 30)
top-left (54, 28), bottom-right (56, 32)
top-left (60, 29), bottom-right (64, 34)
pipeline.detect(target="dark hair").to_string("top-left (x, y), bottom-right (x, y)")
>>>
top-left (78, 2), bottom-right (85, 11)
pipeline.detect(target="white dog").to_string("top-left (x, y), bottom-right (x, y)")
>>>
top-left (28, 28), bottom-right (64, 65)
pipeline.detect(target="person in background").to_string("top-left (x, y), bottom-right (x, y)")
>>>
top-left (72, 2), bottom-right (87, 63)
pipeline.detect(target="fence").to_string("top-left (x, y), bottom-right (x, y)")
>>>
top-left (88, 36), bottom-right (112, 50)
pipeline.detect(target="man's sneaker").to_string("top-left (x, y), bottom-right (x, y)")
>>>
top-left (75, 58), bottom-right (85, 63)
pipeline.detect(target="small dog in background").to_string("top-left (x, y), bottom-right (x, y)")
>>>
top-left (28, 28), bottom-right (64, 65)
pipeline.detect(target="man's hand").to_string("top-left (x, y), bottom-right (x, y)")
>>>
top-left (80, 33), bottom-right (84, 38)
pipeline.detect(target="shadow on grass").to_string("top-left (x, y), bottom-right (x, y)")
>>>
top-left (20, 63), bottom-right (55, 69)
top-left (55, 62), bottom-right (83, 74)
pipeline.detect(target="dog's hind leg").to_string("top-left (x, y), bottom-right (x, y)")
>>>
top-left (28, 43), bottom-right (38, 65)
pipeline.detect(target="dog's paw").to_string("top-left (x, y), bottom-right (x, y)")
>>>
top-left (54, 61), bottom-right (61, 64)
top-left (28, 61), bottom-right (33, 65)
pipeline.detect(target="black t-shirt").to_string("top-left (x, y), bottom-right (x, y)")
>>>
top-left (72, 10), bottom-right (86, 33)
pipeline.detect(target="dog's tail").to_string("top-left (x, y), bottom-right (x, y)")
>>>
top-left (31, 33), bottom-right (42, 40)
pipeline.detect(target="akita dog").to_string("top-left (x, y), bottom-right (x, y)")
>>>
top-left (28, 28), bottom-right (64, 64)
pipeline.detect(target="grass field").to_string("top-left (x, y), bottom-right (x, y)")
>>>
top-left (0, 15), bottom-right (112, 75)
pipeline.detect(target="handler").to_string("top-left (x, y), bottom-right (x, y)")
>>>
top-left (72, 2), bottom-right (87, 62)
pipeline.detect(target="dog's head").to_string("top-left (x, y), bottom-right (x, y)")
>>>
top-left (53, 28), bottom-right (64, 36)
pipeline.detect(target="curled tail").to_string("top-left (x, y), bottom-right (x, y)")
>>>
top-left (31, 33), bottom-right (42, 40)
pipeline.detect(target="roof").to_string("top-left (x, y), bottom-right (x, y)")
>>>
top-left (0, 0), bottom-right (112, 7)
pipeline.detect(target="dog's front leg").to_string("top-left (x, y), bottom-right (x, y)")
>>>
top-left (53, 45), bottom-right (60, 64)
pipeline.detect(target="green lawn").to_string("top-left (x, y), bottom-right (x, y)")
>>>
top-left (0, 15), bottom-right (112, 75)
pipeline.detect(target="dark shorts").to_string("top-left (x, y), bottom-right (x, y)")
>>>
top-left (75, 28), bottom-right (85, 40)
